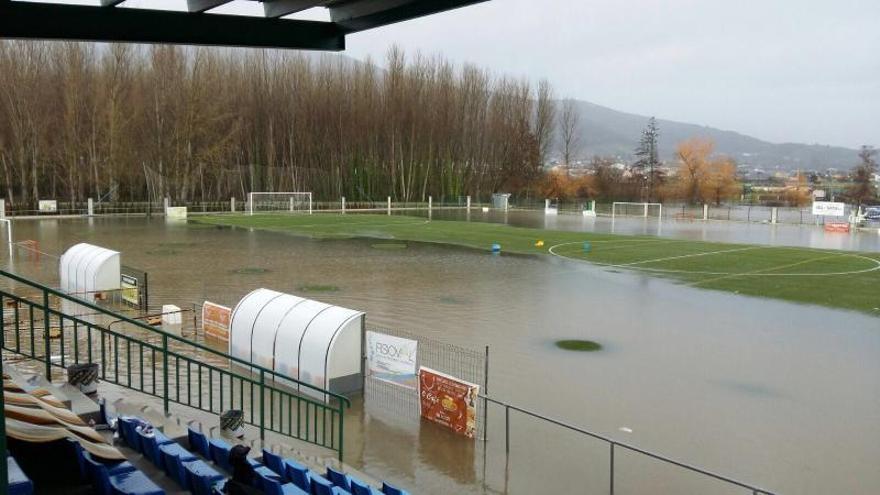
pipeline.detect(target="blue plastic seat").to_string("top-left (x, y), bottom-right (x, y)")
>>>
top-left (106, 469), bottom-right (165, 495)
top-left (183, 459), bottom-right (225, 495)
top-left (350, 478), bottom-right (381, 495)
top-left (283, 459), bottom-right (311, 492)
top-left (310, 474), bottom-right (335, 495)
top-left (85, 453), bottom-right (161, 495)
top-left (7, 455), bottom-right (34, 495)
top-left (139, 429), bottom-right (174, 466)
top-left (381, 482), bottom-right (409, 495)
top-left (207, 438), bottom-right (232, 471)
top-left (277, 483), bottom-right (310, 495)
top-left (330, 488), bottom-right (349, 495)
top-left (325, 467), bottom-right (351, 492)
top-left (188, 427), bottom-right (210, 457)
top-left (158, 442), bottom-right (197, 487)
top-left (254, 465), bottom-right (283, 488)
top-left (262, 449), bottom-right (286, 478)
top-left (117, 417), bottom-right (142, 452)
top-left (77, 442), bottom-right (138, 493)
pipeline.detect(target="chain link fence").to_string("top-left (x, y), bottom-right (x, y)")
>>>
top-left (363, 326), bottom-right (488, 440)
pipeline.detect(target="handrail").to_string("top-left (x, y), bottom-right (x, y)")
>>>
top-left (481, 395), bottom-right (776, 495)
top-left (1, 269), bottom-right (350, 460)
top-left (0, 269), bottom-right (350, 408)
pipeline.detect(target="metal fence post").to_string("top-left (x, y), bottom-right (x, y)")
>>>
top-left (259, 369), bottom-right (266, 440)
top-left (337, 400), bottom-right (345, 462)
top-left (162, 334), bottom-right (169, 415)
top-left (609, 443), bottom-right (615, 494)
top-left (43, 290), bottom-right (51, 380)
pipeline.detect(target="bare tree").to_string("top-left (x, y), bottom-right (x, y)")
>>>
top-left (558, 98), bottom-right (580, 167)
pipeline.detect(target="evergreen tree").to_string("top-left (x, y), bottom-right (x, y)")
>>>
top-left (633, 117), bottom-right (661, 201)
top-left (846, 145), bottom-right (878, 207)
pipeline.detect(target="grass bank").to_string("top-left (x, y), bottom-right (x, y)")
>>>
top-left (193, 214), bottom-right (880, 316)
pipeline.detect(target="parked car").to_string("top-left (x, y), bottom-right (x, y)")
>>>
top-left (864, 207), bottom-right (880, 221)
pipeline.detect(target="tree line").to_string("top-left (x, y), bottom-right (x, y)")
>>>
top-left (0, 41), bottom-right (555, 205)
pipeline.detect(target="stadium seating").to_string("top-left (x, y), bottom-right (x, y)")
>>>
top-left (7, 454), bottom-right (34, 495)
top-left (326, 466), bottom-right (351, 492)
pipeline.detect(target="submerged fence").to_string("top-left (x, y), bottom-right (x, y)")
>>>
top-left (480, 395), bottom-right (777, 495)
top-left (363, 326), bottom-right (488, 440)
top-left (0, 269), bottom-right (350, 460)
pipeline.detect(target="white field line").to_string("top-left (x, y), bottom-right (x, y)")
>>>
top-left (547, 241), bottom-right (880, 277)
top-left (615, 246), bottom-right (762, 267)
top-left (687, 253), bottom-right (846, 286)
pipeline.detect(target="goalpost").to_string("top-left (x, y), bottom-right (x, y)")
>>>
top-left (247, 192), bottom-right (313, 216)
top-left (612, 202), bottom-right (662, 220)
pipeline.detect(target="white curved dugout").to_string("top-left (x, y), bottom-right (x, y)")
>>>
top-left (59, 243), bottom-right (121, 302)
top-left (229, 288), bottom-right (364, 399)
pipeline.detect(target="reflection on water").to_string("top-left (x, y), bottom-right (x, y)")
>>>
top-left (1, 216), bottom-right (879, 495)
top-left (427, 209), bottom-right (880, 251)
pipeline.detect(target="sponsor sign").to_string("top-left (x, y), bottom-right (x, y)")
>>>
top-left (824, 222), bottom-right (850, 233)
top-left (418, 367), bottom-right (479, 439)
top-left (366, 331), bottom-right (418, 388)
top-left (812, 201), bottom-right (845, 217)
top-left (120, 274), bottom-right (139, 306)
top-left (812, 190), bottom-right (826, 199)
top-left (38, 200), bottom-right (57, 213)
top-left (166, 206), bottom-right (188, 219)
top-left (202, 301), bottom-right (231, 342)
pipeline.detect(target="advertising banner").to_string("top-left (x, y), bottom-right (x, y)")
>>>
top-left (202, 301), bottom-right (231, 342)
top-left (418, 366), bottom-right (479, 439)
top-left (812, 201), bottom-right (845, 217)
top-left (366, 331), bottom-right (418, 388)
top-left (120, 274), bottom-right (139, 306)
top-left (38, 200), bottom-right (57, 213)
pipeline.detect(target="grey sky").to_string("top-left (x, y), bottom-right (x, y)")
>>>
top-left (342, 0), bottom-right (879, 149)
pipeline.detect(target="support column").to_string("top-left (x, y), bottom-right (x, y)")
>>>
top-left (163, 197), bottom-right (170, 215)
top-left (591, 200), bottom-right (596, 212)
top-left (428, 196), bottom-right (432, 220)
top-left (771, 207), bottom-right (778, 224)
top-left (644, 203), bottom-right (648, 218)
top-left (231, 197), bottom-right (236, 213)
top-left (387, 196), bottom-right (392, 216)
top-left (88, 198), bottom-right (94, 216)
top-left (289, 197), bottom-right (294, 212)
top-left (703, 204), bottom-right (708, 221)
top-left (1, 198), bottom-right (7, 218)
top-left (467, 195), bottom-right (471, 210)
top-left (341, 197), bottom-right (346, 214)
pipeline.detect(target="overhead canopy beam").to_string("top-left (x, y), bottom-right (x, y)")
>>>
top-left (262, 0), bottom-right (329, 19)
top-left (186, 0), bottom-right (233, 13)
top-left (329, 0), bottom-right (488, 33)
top-left (0, 1), bottom-right (345, 50)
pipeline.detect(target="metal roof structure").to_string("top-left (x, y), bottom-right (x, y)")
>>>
top-left (0, 0), bottom-right (487, 50)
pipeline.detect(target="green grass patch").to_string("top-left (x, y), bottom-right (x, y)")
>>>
top-left (371, 242), bottom-right (408, 250)
top-left (298, 284), bottom-right (340, 293)
top-left (192, 214), bottom-right (880, 315)
top-left (555, 340), bottom-right (603, 352)
top-left (230, 267), bottom-right (270, 275)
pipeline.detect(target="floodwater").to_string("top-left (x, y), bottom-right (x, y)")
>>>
top-left (426, 208), bottom-right (880, 252)
top-left (2, 215), bottom-right (879, 495)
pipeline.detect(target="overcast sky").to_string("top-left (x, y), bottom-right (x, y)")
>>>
top-left (340, 0), bottom-right (878, 149)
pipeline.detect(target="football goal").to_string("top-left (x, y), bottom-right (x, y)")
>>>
top-left (612, 202), bottom-right (662, 220)
top-left (247, 192), bottom-right (313, 216)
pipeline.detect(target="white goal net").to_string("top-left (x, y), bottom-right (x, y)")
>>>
top-left (247, 192), bottom-right (313, 216)
top-left (612, 202), bottom-right (662, 219)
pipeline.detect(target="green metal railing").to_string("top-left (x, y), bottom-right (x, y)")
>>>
top-left (0, 269), bottom-right (350, 461)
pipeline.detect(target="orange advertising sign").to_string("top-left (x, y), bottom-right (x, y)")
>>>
top-left (202, 301), bottom-right (231, 342)
top-left (418, 367), bottom-right (479, 439)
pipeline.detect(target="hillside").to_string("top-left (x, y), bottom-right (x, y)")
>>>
top-left (564, 100), bottom-right (858, 171)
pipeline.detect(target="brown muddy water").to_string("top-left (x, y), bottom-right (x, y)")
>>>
top-left (1, 215), bottom-right (879, 495)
